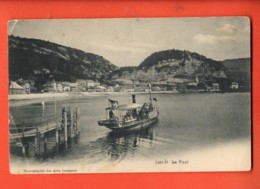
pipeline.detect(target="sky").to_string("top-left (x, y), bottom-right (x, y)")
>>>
top-left (8, 17), bottom-right (250, 67)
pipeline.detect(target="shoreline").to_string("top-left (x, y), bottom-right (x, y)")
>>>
top-left (8, 91), bottom-right (174, 106)
top-left (8, 91), bottom-right (179, 107)
top-left (8, 91), bottom-right (176, 101)
top-left (8, 90), bottom-right (249, 104)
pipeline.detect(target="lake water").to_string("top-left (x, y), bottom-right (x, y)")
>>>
top-left (9, 92), bottom-right (251, 173)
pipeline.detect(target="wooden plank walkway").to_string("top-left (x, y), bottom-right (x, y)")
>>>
top-left (10, 121), bottom-right (60, 139)
top-left (10, 106), bottom-right (80, 157)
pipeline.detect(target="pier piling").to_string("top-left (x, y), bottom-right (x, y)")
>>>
top-left (63, 108), bottom-right (68, 150)
top-left (10, 106), bottom-right (80, 158)
top-left (55, 129), bottom-right (59, 153)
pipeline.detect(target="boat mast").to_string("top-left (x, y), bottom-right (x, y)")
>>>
top-left (148, 82), bottom-right (152, 102)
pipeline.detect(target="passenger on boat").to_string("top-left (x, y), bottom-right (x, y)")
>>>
top-left (139, 107), bottom-right (149, 119)
top-left (109, 110), bottom-right (115, 119)
top-left (149, 103), bottom-right (154, 111)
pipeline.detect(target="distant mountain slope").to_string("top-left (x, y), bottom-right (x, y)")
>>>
top-left (222, 58), bottom-right (251, 87)
top-left (222, 58), bottom-right (250, 70)
top-left (110, 49), bottom-right (226, 83)
top-left (8, 35), bottom-right (118, 85)
top-left (138, 49), bottom-right (224, 71)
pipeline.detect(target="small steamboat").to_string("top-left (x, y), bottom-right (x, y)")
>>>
top-left (98, 85), bottom-right (159, 131)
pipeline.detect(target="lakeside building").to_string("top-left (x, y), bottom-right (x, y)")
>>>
top-left (151, 86), bottom-right (162, 91)
top-left (43, 81), bottom-right (58, 93)
top-left (96, 85), bottom-right (106, 92)
top-left (9, 81), bottom-right (25, 94)
top-left (76, 79), bottom-right (87, 92)
top-left (206, 85), bottom-right (213, 91)
top-left (69, 83), bottom-right (79, 92)
top-left (133, 80), bottom-right (140, 86)
top-left (16, 79), bottom-right (36, 93)
top-left (120, 84), bottom-right (135, 92)
top-left (61, 82), bottom-right (71, 92)
top-left (172, 74), bottom-right (195, 84)
top-left (86, 80), bottom-right (95, 88)
top-left (106, 86), bottom-right (114, 92)
top-left (113, 85), bottom-right (121, 92)
top-left (114, 79), bottom-right (133, 85)
top-left (22, 83), bottom-right (31, 94)
top-left (212, 71), bottom-right (228, 91)
top-left (121, 88), bottom-right (135, 92)
top-left (212, 83), bottom-right (220, 91)
top-left (231, 82), bottom-right (239, 89)
top-left (94, 81), bottom-right (101, 87)
top-left (56, 83), bottom-right (63, 93)
top-left (144, 66), bottom-right (156, 80)
top-left (134, 87), bottom-right (145, 92)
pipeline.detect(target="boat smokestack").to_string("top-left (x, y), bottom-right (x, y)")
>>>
top-left (132, 94), bottom-right (136, 103)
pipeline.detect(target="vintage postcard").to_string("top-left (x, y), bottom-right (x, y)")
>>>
top-left (8, 17), bottom-right (251, 174)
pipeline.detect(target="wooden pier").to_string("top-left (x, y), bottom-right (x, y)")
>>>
top-left (9, 106), bottom-right (80, 157)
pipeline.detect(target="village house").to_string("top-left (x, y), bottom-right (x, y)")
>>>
top-left (61, 82), bottom-right (71, 92)
top-left (86, 80), bottom-right (95, 89)
top-left (56, 83), bottom-right (63, 92)
top-left (166, 77), bottom-right (175, 83)
top-left (22, 82), bottom-right (31, 94)
top-left (120, 85), bottom-right (135, 92)
top-left (122, 71), bottom-right (130, 79)
top-left (187, 77), bottom-right (199, 90)
top-left (69, 83), bottom-right (79, 92)
top-left (43, 81), bottom-right (58, 93)
top-left (134, 86), bottom-right (145, 92)
top-left (133, 80), bottom-right (140, 86)
top-left (30, 81), bottom-right (36, 93)
top-left (147, 66), bottom-right (156, 77)
top-left (212, 83), bottom-right (220, 91)
top-left (96, 85), bottom-right (106, 92)
top-left (187, 82), bottom-right (198, 87)
top-left (76, 79), bottom-right (87, 92)
top-left (16, 79), bottom-right (36, 93)
top-left (231, 82), bottom-right (239, 89)
top-left (9, 81), bottom-right (25, 95)
top-left (206, 85), bottom-right (213, 91)
top-left (113, 84), bottom-right (121, 92)
top-left (172, 75), bottom-right (193, 84)
top-left (94, 81), bottom-right (101, 87)
top-left (136, 69), bottom-right (146, 78)
top-left (212, 71), bottom-right (228, 91)
top-left (106, 86), bottom-right (114, 92)
top-left (114, 79), bottom-right (133, 85)
top-left (151, 86), bottom-right (161, 91)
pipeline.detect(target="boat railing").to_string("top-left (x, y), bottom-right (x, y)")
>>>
top-left (98, 117), bottom-right (108, 121)
top-left (10, 114), bottom-right (61, 128)
top-left (98, 117), bottom-right (118, 122)
top-left (122, 119), bottom-right (140, 127)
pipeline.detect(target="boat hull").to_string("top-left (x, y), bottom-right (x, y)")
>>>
top-left (99, 116), bottom-right (158, 132)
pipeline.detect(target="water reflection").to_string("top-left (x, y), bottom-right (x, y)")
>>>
top-left (83, 123), bottom-right (158, 163)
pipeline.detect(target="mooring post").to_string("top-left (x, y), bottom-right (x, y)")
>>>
top-left (44, 135), bottom-right (47, 155)
top-left (35, 127), bottom-right (40, 156)
top-left (34, 137), bottom-right (37, 155)
top-left (22, 144), bottom-right (26, 156)
top-left (22, 126), bottom-right (25, 138)
top-left (21, 128), bottom-right (26, 156)
top-left (64, 108), bottom-right (68, 149)
top-left (75, 107), bottom-right (80, 133)
top-left (73, 109), bottom-right (77, 135)
top-left (55, 129), bottom-right (59, 153)
top-left (70, 109), bottom-right (74, 139)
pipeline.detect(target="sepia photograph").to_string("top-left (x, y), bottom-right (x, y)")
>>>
top-left (8, 17), bottom-right (251, 173)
